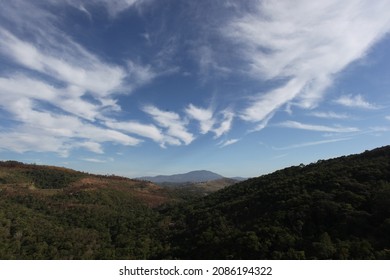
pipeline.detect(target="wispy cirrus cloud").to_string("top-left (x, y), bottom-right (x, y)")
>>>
top-left (81, 158), bottom-right (108, 163)
top-left (0, 120), bottom-right (140, 157)
top-left (48, 0), bottom-right (146, 18)
top-left (370, 126), bottom-right (390, 132)
top-left (0, 74), bottom-right (142, 156)
top-left (0, 107), bottom-right (141, 156)
top-left (213, 110), bottom-right (235, 138)
top-left (104, 120), bottom-right (167, 147)
top-left (222, 0), bottom-right (390, 129)
top-left (93, 0), bottom-right (147, 17)
top-left (273, 138), bottom-right (351, 150)
top-left (0, 75), bottom-right (105, 122)
top-left (334, 94), bottom-right (380, 109)
top-left (240, 76), bottom-right (306, 124)
top-left (185, 104), bottom-right (215, 134)
top-left (143, 105), bottom-right (194, 146)
top-left (185, 104), bottom-right (234, 138)
top-left (279, 121), bottom-right (359, 133)
top-left (310, 111), bottom-right (350, 119)
top-left (76, 142), bottom-right (104, 154)
top-left (218, 138), bottom-right (240, 148)
top-left (0, 28), bottom-right (129, 99)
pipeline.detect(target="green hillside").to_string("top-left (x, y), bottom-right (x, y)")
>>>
top-left (163, 146), bottom-right (390, 259)
top-left (1, 145), bottom-right (390, 259)
top-left (0, 161), bottom-right (170, 259)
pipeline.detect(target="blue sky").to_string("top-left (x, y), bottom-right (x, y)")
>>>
top-left (0, 0), bottom-right (390, 178)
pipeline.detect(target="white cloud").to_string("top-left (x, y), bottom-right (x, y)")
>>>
top-left (104, 120), bottom-right (166, 145)
top-left (370, 126), bottom-right (390, 132)
top-left (0, 28), bottom-right (126, 98)
top-left (194, 45), bottom-right (231, 80)
top-left (80, 158), bottom-right (109, 163)
top-left (0, 75), bottom-right (103, 122)
top-left (197, 46), bottom-right (214, 78)
top-left (95, 0), bottom-right (143, 17)
top-left (0, 80), bottom-right (142, 156)
top-left (47, 0), bottom-right (144, 18)
top-left (185, 104), bottom-right (234, 138)
top-left (0, 75), bottom-right (58, 102)
top-left (78, 4), bottom-right (93, 21)
top-left (77, 125), bottom-right (141, 146)
top-left (273, 138), bottom-right (351, 150)
top-left (0, 28), bottom-right (159, 128)
top-left (223, 0), bottom-right (390, 127)
top-left (386, 116), bottom-right (390, 121)
top-left (310, 111), bottom-right (350, 119)
top-left (251, 112), bottom-right (275, 132)
top-left (213, 110), bottom-right (234, 138)
top-left (279, 121), bottom-right (359, 133)
top-left (240, 78), bottom-right (305, 123)
top-left (0, 117), bottom-right (141, 157)
top-left (334, 94), bottom-right (379, 109)
top-left (143, 105), bottom-right (194, 145)
top-left (0, 130), bottom-right (70, 157)
top-left (185, 104), bottom-right (215, 134)
top-left (273, 153), bottom-right (289, 160)
top-left (76, 142), bottom-right (104, 154)
top-left (218, 138), bottom-right (240, 148)
top-left (126, 60), bottom-right (158, 89)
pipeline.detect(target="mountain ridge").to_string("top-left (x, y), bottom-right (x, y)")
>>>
top-left (137, 170), bottom-right (225, 183)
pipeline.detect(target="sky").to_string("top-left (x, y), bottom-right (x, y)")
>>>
top-left (0, 0), bottom-right (390, 178)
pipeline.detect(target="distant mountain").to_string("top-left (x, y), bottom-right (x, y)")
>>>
top-left (138, 170), bottom-right (225, 183)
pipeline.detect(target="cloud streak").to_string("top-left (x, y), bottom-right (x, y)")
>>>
top-left (279, 121), bottom-right (359, 133)
top-left (334, 94), bottom-right (380, 109)
top-left (104, 120), bottom-right (167, 147)
top-left (273, 138), bottom-right (351, 150)
top-left (310, 111), bottom-right (350, 119)
top-left (48, 0), bottom-right (145, 18)
top-left (218, 138), bottom-right (240, 148)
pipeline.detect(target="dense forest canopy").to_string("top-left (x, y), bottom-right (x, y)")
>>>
top-left (0, 145), bottom-right (390, 259)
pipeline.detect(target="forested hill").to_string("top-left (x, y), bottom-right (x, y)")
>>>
top-left (0, 161), bottom-right (169, 207)
top-left (164, 145), bottom-right (390, 259)
top-left (0, 161), bottom-right (172, 259)
top-left (1, 145), bottom-right (390, 259)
